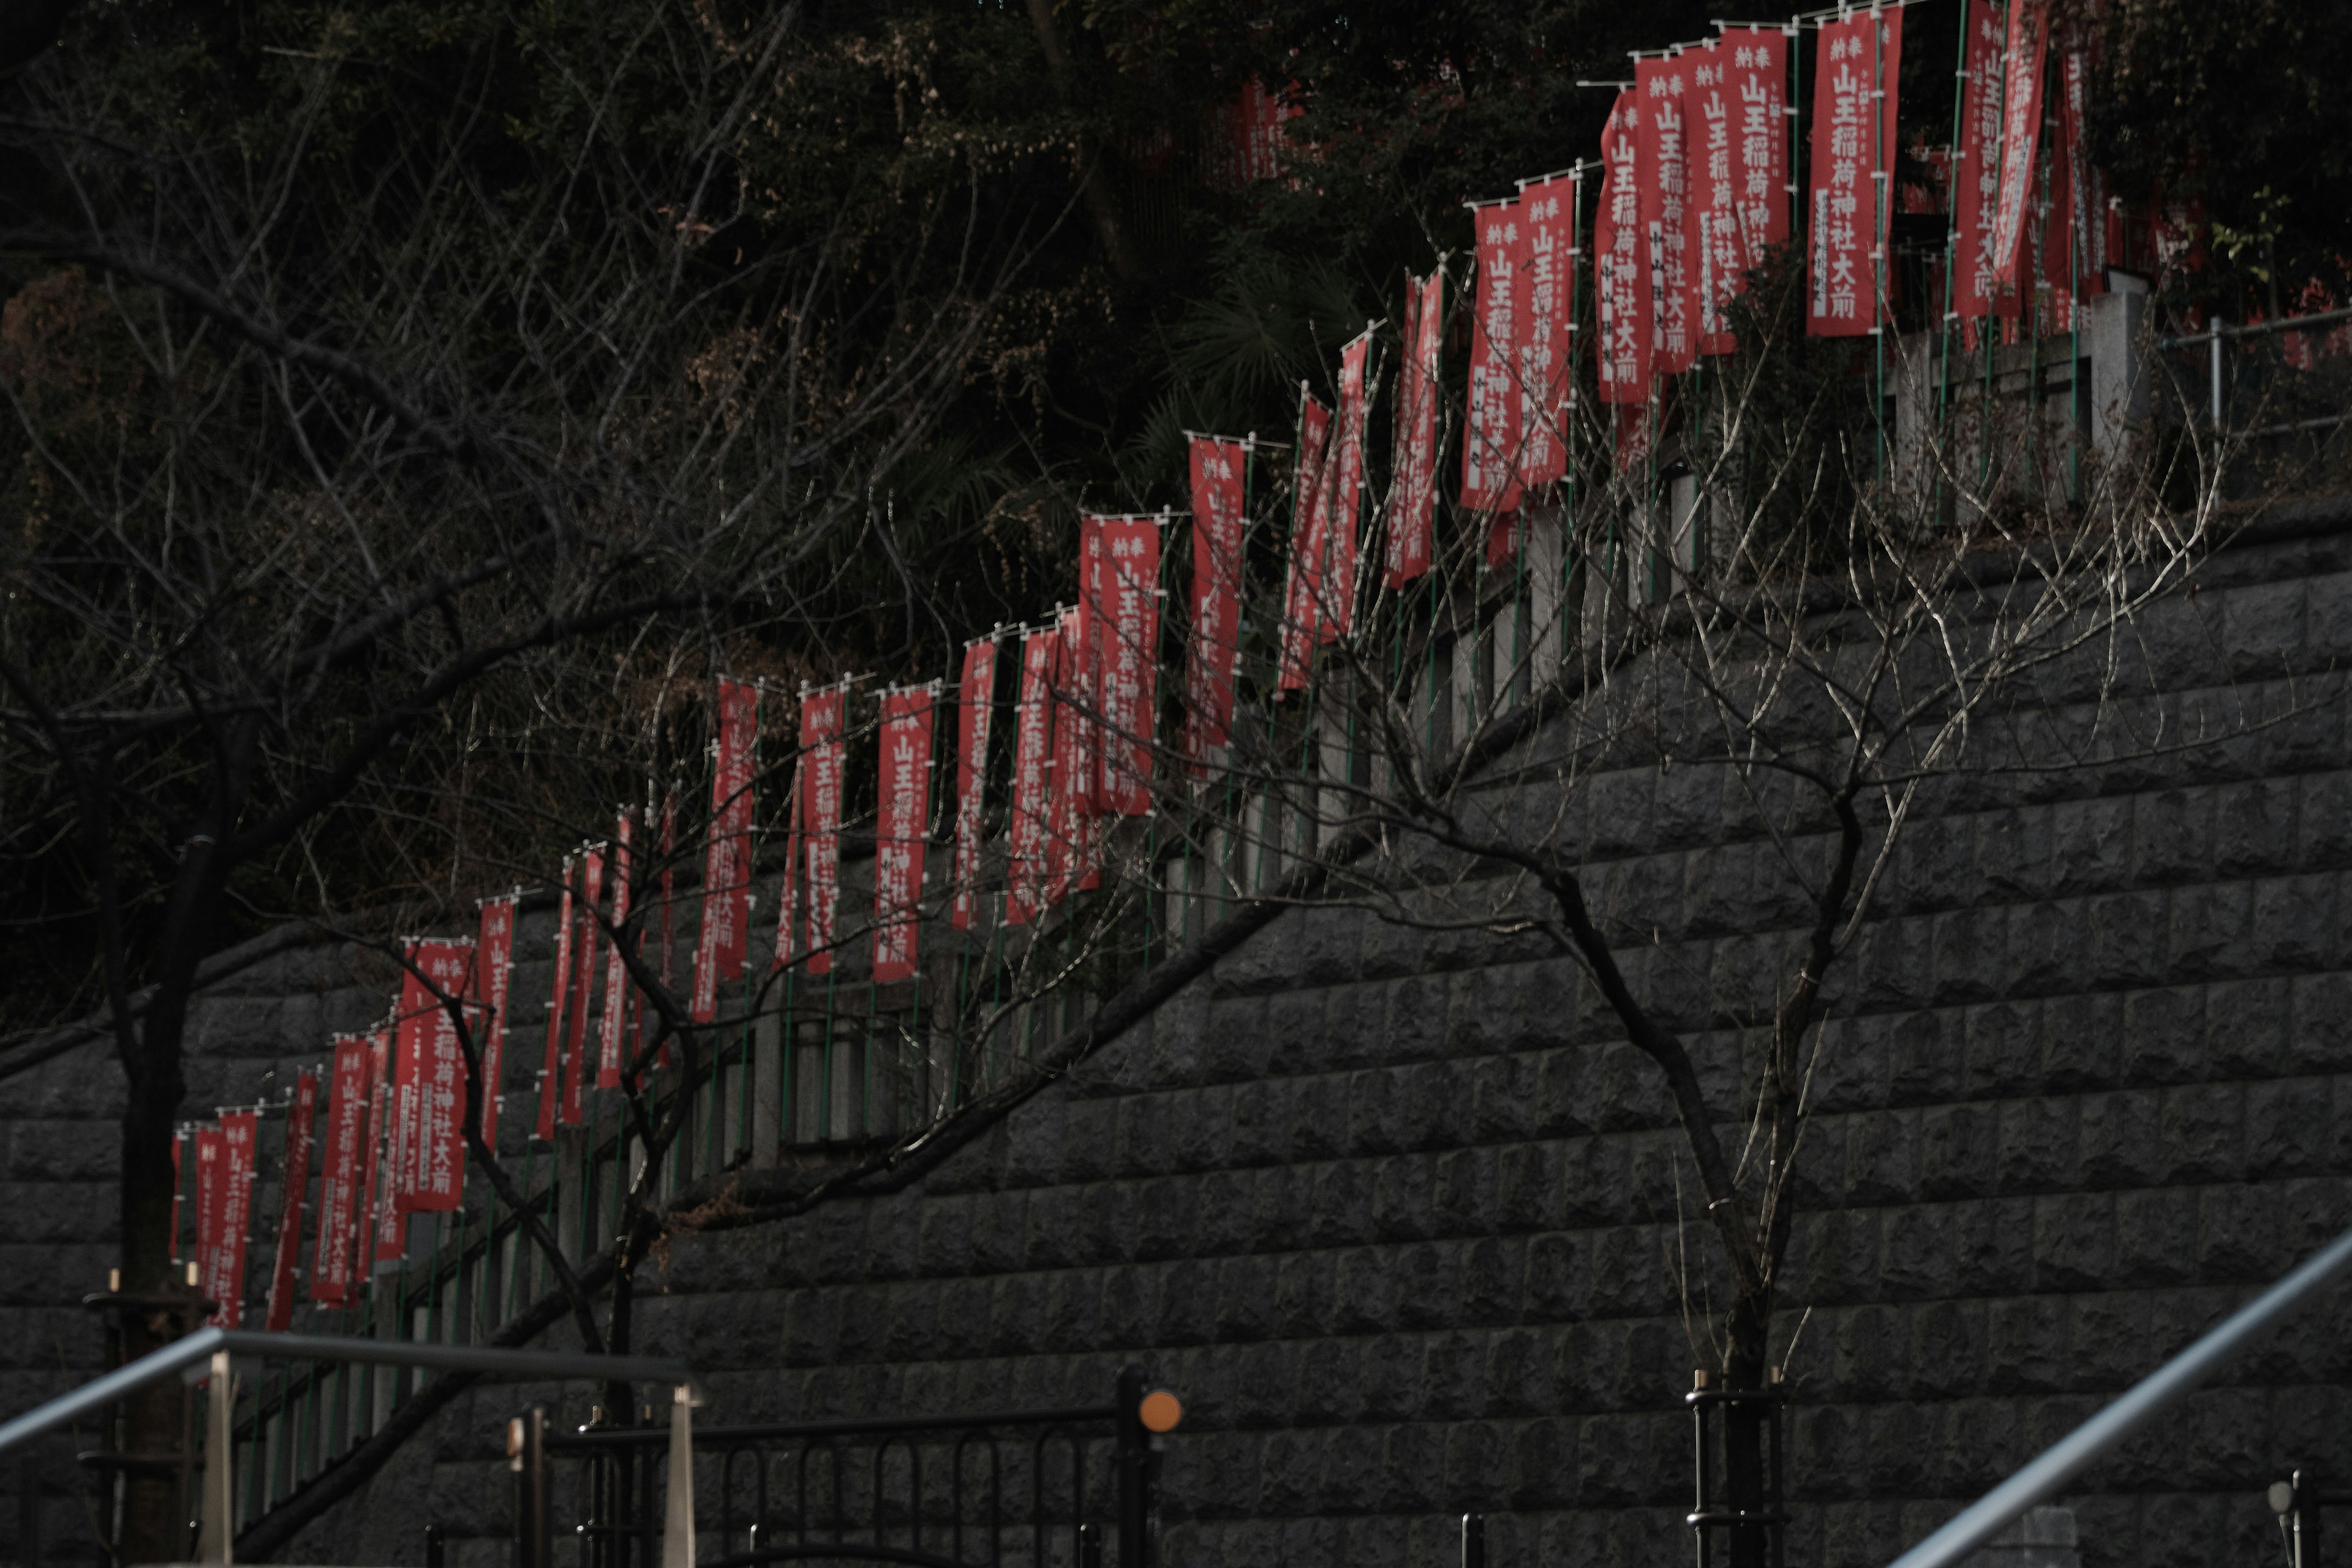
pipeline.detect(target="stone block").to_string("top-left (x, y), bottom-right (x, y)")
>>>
top-left (2285, 971), bottom-right (2352, 1074)
top-left (1995, 1096), bottom-right (2079, 1194)
top-left (2199, 976), bottom-right (2288, 1077)
top-left (1256, 990), bottom-right (1322, 1079)
top-left (1960, 1000), bottom-right (2043, 1099)
top-left (1978, 807), bottom-right (2056, 903)
top-left (1919, 1102), bottom-right (1999, 1199)
top-left (2040, 989), bottom-right (2123, 1089)
top-left (2029, 1192), bottom-right (2114, 1291)
top-left (2154, 1082), bottom-right (2244, 1185)
top-left (2117, 987), bottom-right (2205, 1087)
top-left (2076, 1090), bottom-right (2161, 1189)
top-left (2048, 797), bottom-right (2133, 897)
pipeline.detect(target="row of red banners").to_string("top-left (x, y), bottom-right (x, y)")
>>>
top-left (173, 0), bottom-right (2127, 1328)
top-left (183, 902), bottom-right (518, 1325)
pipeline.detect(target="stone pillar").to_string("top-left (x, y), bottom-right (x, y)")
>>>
top-left (2085, 276), bottom-right (2150, 461)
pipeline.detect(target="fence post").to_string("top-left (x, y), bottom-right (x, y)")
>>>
top-left (513, 1405), bottom-right (550, 1568)
top-left (662, 1382), bottom-right (696, 1568)
top-left (1460, 1511), bottom-right (1487, 1568)
top-left (195, 1346), bottom-right (233, 1564)
top-left (1115, 1364), bottom-right (1147, 1568)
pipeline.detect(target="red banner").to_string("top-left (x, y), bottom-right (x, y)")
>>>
top-left (312, 1036), bottom-right (370, 1303)
top-left (170, 1131), bottom-right (185, 1261)
top-left (1278, 391), bottom-right (1333, 692)
top-left (1596, 90), bottom-right (1651, 402)
top-left (563, 849), bottom-right (599, 1122)
top-left (1953, 0), bottom-right (2008, 319)
top-left (2059, 43), bottom-right (2108, 298)
top-left (1986, 0), bottom-right (2048, 303)
top-left (1005, 630), bottom-right (1055, 926)
top-left (1684, 42), bottom-right (1736, 353)
top-left (1385, 275), bottom-right (1442, 589)
top-left (1210, 77), bottom-right (1299, 189)
top-left (1185, 437), bottom-right (1248, 761)
top-left (1638, 56), bottom-right (1697, 374)
top-left (194, 1125), bottom-right (227, 1322)
top-left (690, 678), bottom-right (759, 1014)
top-left (394, 938), bottom-right (472, 1213)
top-left (599, 811), bottom-right (634, 1089)
top-left (535, 856), bottom-right (573, 1141)
top-left (1072, 517), bottom-right (1111, 816)
top-left (366, 1030), bottom-right (401, 1268)
top-left (1094, 516), bottom-right (1163, 812)
top-left (1323, 334), bottom-right (1368, 631)
top-left (470, 895), bottom-right (516, 1148)
top-left (1806, 9), bottom-right (1904, 336)
top-left (1460, 200), bottom-right (1522, 508)
top-left (1046, 608), bottom-right (1099, 903)
top-left (799, 688), bottom-right (846, 974)
top-left (1515, 173), bottom-right (1575, 486)
top-left (263, 1072), bottom-right (317, 1331)
top-left (873, 687), bottom-right (937, 983)
top-left (1718, 26), bottom-right (1792, 319)
top-left (951, 640), bottom-right (997, 930)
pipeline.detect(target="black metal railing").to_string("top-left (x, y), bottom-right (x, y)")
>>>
top-left (530, 1365), bottom-right (1170, 1568)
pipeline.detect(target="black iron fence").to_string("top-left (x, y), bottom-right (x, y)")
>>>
top-left (522, 1365), bottom-right (1172, 1568)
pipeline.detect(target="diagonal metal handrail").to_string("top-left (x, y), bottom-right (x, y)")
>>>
top-left (1887, 1219), bottom-right (2352, 1568)
top-left (0, 1324), bottom-right (690, 1459)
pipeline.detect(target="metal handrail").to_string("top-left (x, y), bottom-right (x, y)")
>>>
top-left (1886, 1218), bottom-right (2352, 1568)
top-left (0, 1324), bottom-right (688, 1460)
top-left (2160, 304), bottom-right (2352, 350)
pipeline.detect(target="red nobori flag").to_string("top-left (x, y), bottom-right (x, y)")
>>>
top-left (1986, 0), bottom-right (2048, 301)
top-left (198, 1110), bottom-right (258, 1326)
top-left (394, 938), bottom-right (473, 1213)
top-left (1386, 274), bottom-right (1442, 589)
top-left (1460, 200), bottom-right (1523, 509)
top-left (1806, 8), bottom-right (1904, 336)
top-left (690, 678), bottom-right (760, 1015)
top-left (1717, 27), bottom-right (1792, 306)
top-left (1685, 41), bottom-right (1738, 354)
top-left (1322, 332), bottom-right (1370, 633)
top-left (2058, 42), bottom-right (2108, 296)
top-left (771, 742), bottom-right (804, 968)
top-left (1211, 77), bottom-right (1300, 189)
top-left (950, 639), bottom-right (997, 931)
top-left (1515, 173), bottom-right (1575, 486)
top-left (470, 894), bottom-right (517, 1148)
top-left (1597, 90), bottom-right (1652, 403)
top-left (1046, 608), bottom-right (1100, 903)
top-left (366, 1030), bottom-right (402, 1268)
top-left (535, 857), bottom-right (573, 1141)
top-left (1072, 518), bottom-right (1111, 816)
top-left (1278, 390), bottom-right (1333, 692)
top-left (1638, 55), bottom-right (1698, 374)
top-left (1094, 516), bottom-right (1163, 813)
top-left (563, 849), bottom-right (600, 1123)
top-left (598, 811), bottom-right (634, 1089)
top-left (1952, 0), bottom-right (2009, 320)
top-left (872, 686), bottom-right (937, 983)
top-left (312, 1036), bottom-right (371, 1304)
top-left (194, 1125), bottom-right (227, 1321)
top-left (797, 687), bottom-right (847, 974)
top-left (263, 1071), bottom-right (318, 1332)
top-left (1185, 437), bottom-right (1248, 763)
top-left (1005, 630), bottom-right (1057, 926)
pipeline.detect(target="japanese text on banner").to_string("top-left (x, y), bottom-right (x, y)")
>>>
top-left (1185, 437), bottom-right (1248, 760)
top-left (872, 687), bottom-right (937, 983)
top-left (264, 1072), bottom-right (317, 1331)
top-left (951, 639), bottom-right (998, 930)
top-left (1806, 9), bottom-right (1904, 336)
top-left (1460, 202), bottom-right (1523, 508)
